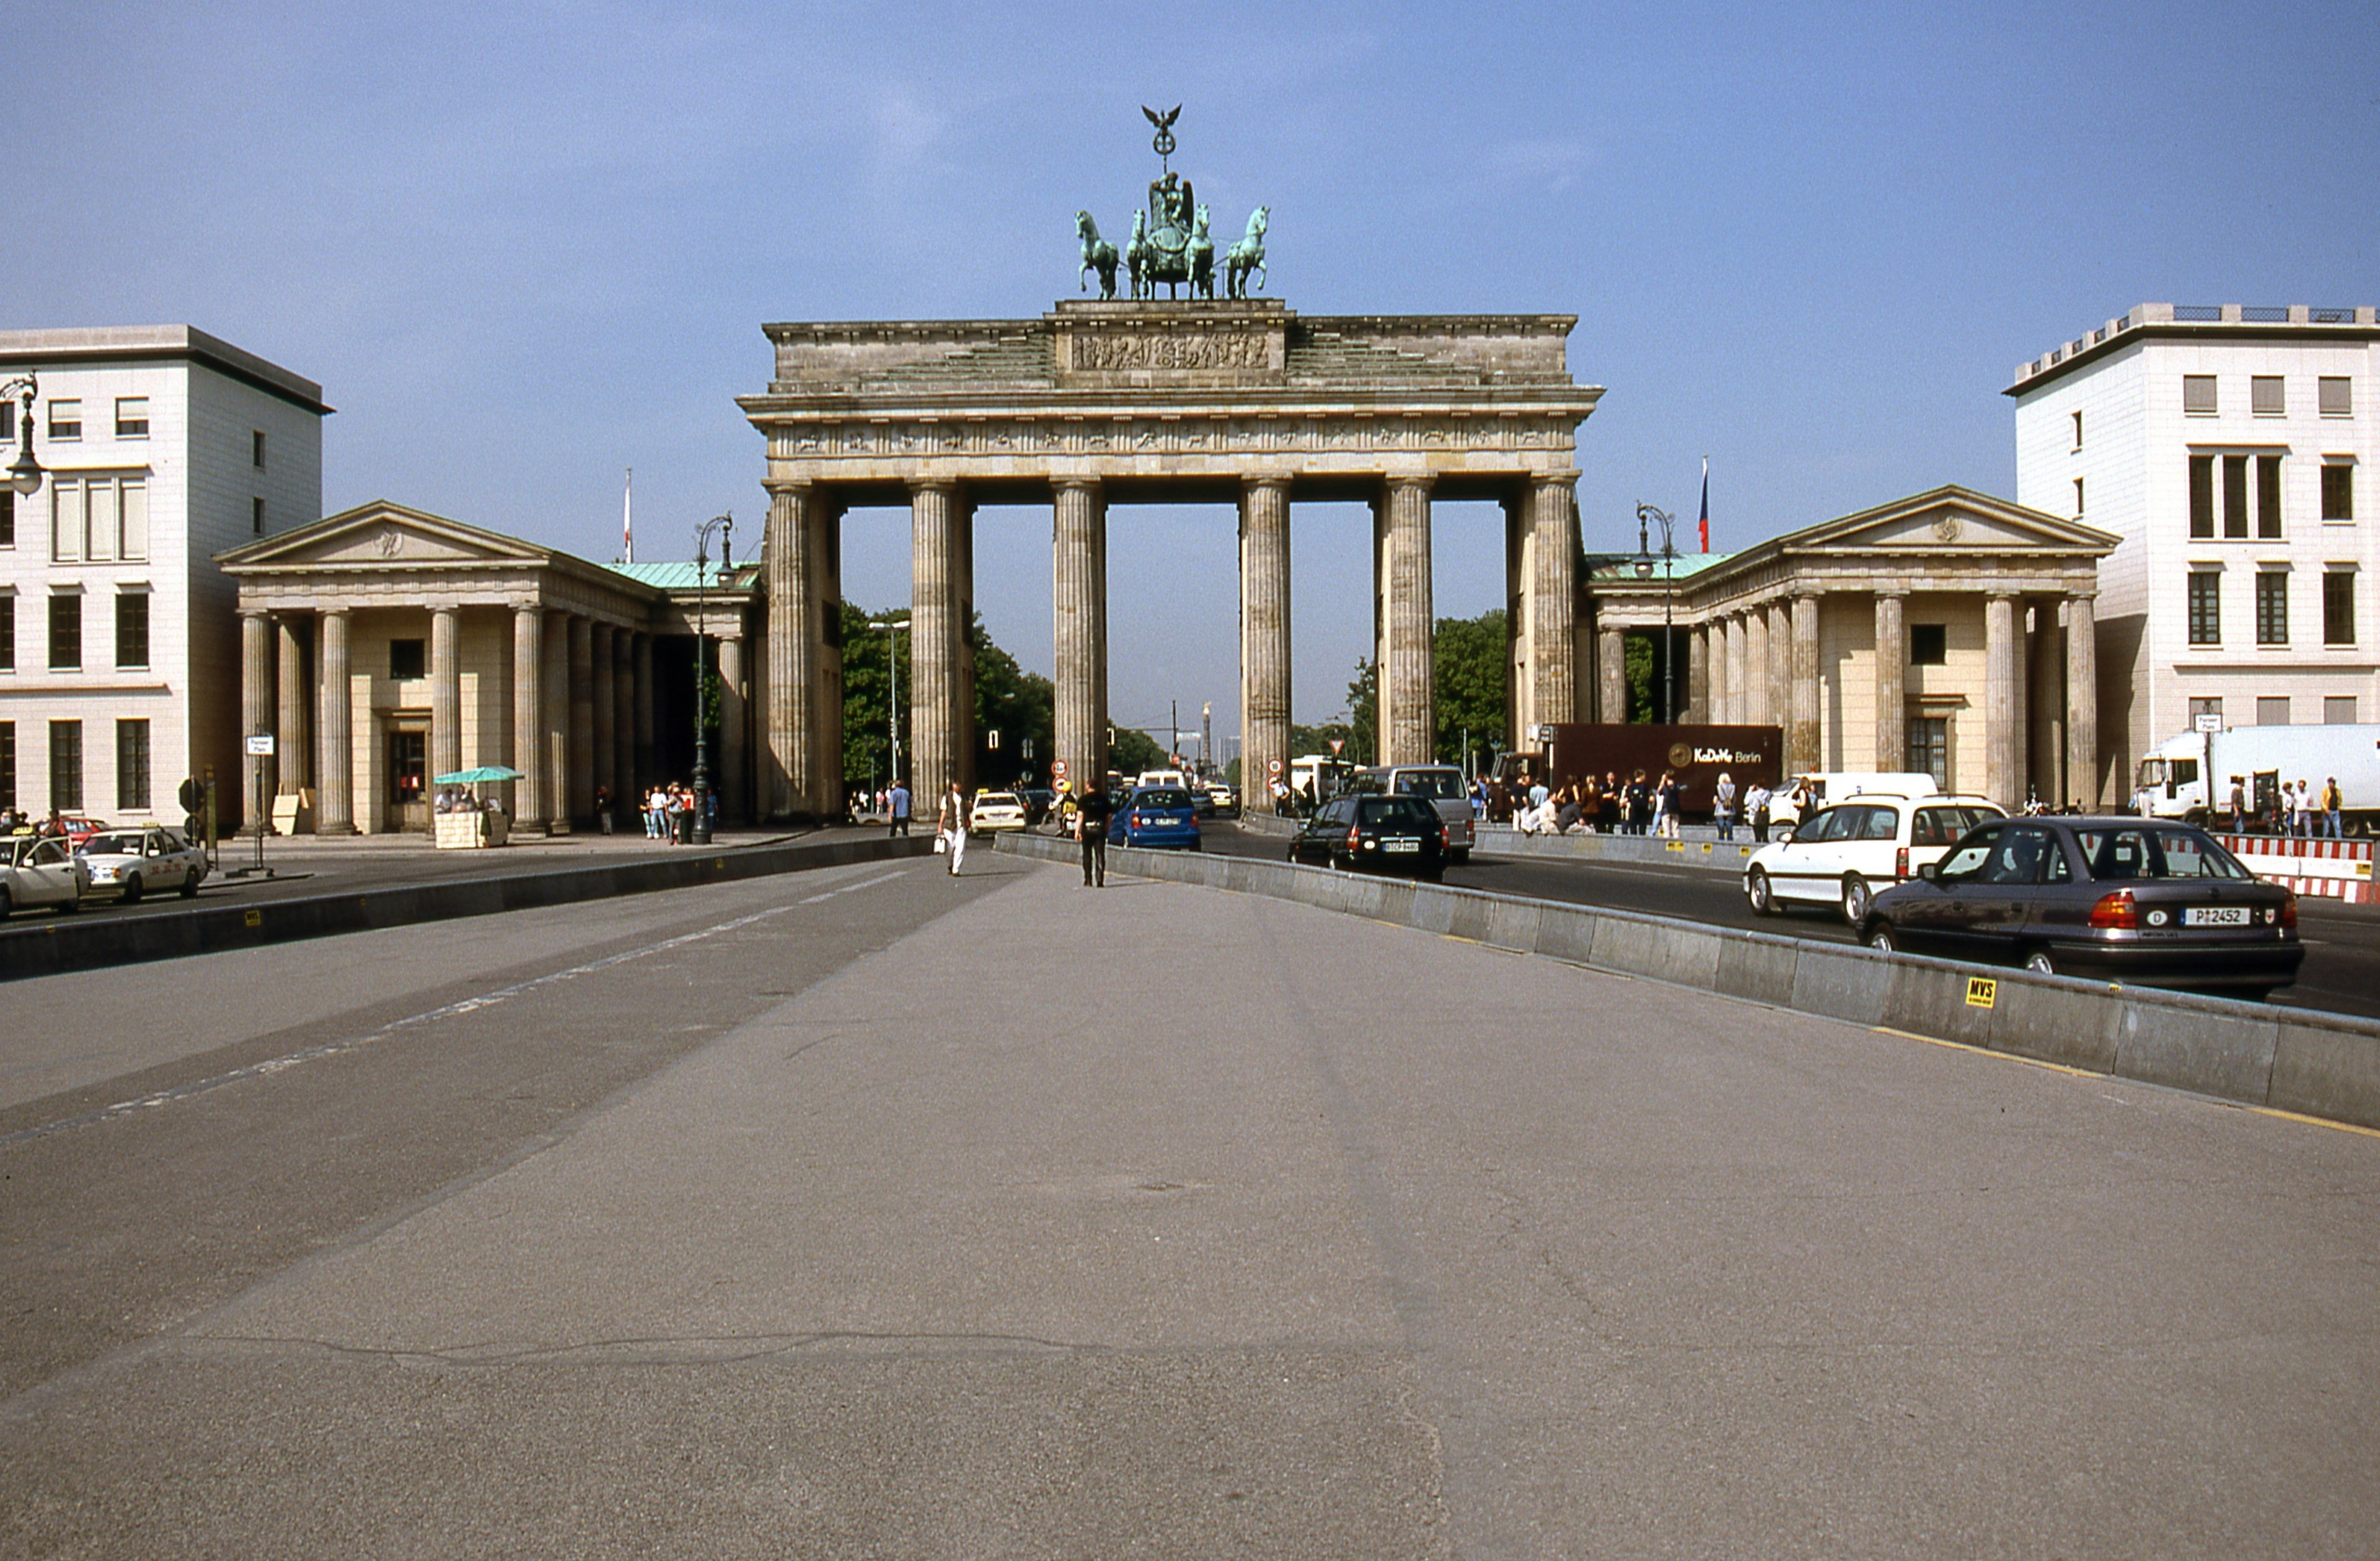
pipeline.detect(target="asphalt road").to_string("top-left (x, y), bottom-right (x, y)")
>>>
top-left (3, 853), bottom-right (2376, 1554)
top-left (1199, 821), bottom-right (2380, 1021)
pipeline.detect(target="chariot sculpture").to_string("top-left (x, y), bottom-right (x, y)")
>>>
top-left (1073, 107), bottom-right (1271, 303)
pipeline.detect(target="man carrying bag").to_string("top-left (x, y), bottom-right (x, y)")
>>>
top-left (1074, 784), bottom-right (1113, 888)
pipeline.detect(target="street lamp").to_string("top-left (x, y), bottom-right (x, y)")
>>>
top-left (690, 512), bottom-right (733, 844)
top-left (1636, 503), bottom-right (1678, 723)
top-left (3, 374), bottom-right (43, 497)
top-left (871, 616), bottom-right (910, 807)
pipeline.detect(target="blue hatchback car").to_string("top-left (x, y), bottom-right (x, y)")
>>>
top-left (1109, 785), bottom-right (1202, 850)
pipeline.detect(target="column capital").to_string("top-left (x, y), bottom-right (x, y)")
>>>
top-left (763, 478), bottom-right (818, 498)
top-left (906, 478), bottom-right (964, 498)
top-left (1530, 468), bottom-right (1582, 489)
top-left (1241, 474), bottom-right (1292, 497)
top-left (1383, 473), bottom-right (1437, 495)
top-left (1052, 475), bottom-right (1104, 495)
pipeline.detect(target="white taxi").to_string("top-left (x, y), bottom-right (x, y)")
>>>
top-left (1, 836), bottom-right (88, 916)
top-left (967, 790), bottom-right (1029, 833)
top-left (1745, 792), bottom-right (2004, 926)
top-left (77, 826), bottom-right (209, 903)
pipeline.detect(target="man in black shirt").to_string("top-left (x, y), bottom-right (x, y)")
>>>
top-left (1074, 785), bottom-right (1114, 887)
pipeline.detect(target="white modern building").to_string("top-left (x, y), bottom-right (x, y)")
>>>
top-left (2009, 303), bottom-right (2378, 803)
top-left (0, 327), bottom-right (327, 826)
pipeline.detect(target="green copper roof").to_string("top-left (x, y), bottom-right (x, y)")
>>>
top-left (603, 560), bottom-right (756, 591)
top-left (1585, 550), bottom-right (1738, 583)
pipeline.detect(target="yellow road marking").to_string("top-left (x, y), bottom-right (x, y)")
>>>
top-left (2249, 1107), bottom-right (2380, 1141)
top-left (1871, 1025), bottom-right (2099, 1077)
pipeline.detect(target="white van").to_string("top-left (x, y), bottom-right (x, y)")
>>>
top-left (1136, 769), bottom-right (1191, 791)
top-left (1767, 772), bottom-right (1945, 831)
top-left (1352, 764), bottom-right (1475, 861)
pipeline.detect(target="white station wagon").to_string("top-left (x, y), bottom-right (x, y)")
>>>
top-left (1, 836), bottom-right (89, 917)
top-left (1745, 792), bottom-right (2004, 926)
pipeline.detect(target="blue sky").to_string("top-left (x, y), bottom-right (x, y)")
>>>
top-left (13, 1), bottom-right (2376, 735)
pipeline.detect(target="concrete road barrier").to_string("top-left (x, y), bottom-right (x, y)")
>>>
top-left (0, 834), bottom-right (938, 982)
top-left (997, 831), bottom-right (2380, 1132)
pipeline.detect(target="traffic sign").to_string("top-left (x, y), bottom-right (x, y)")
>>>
top-left (2194, 713), bottom-right (2223, 734)
top-left (244, 734), bottom-right (277, 756)
top-left (1051, 759), bottom-right (1068, 779)
top-left (178, 777), bottom-right (204, 812)
top-left (1329, 738), bottom-right (1345, 755)
top-left (1267, 758), bottom-right (1283, 775)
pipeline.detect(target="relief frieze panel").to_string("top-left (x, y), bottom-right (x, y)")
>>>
top-left (767, 413), bottom-right (1576, 466)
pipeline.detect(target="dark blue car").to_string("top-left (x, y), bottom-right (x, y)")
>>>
top-left (1109, 785), bottom-right (1202, 850)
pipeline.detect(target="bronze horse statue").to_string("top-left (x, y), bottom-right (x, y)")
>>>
top-left (1075, 211), bottom-right (1119, 299)
top-left (1226, 206), bottom-right (1269, 299)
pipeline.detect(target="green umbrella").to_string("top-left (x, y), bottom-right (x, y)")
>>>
top-left (434, 766), bottom-right (524, 784)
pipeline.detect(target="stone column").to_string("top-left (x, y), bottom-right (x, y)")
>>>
top-left (1528, 472), bottom-right (1579, 736)
top-left (542, 611), bottom-right (571, 834)
top-left (1729, 614), bottom-right (1751, 725)
top-left (275, 615), bottom-right (310, 797)
top-left (239, 612), bottom-right (275, 832)
top-left (1767, 601), bottom-right (1792, 740)
top-left (612, 629), bottom-right (635, 811)
top-left (1056, 479), bottom-right (1111, 797)
top-left (1789, 593), bottom-right (1821, 775)
top-left (1377, 476), bottom-right (1435, 765)
top-left (1985, 593), bottom-right (2019, 807)
top-left (430, 605), bottom-right (461, 785)
top-left (1237, 477), bottom-right (1290, 801)
top-left (511, 604), bottom-right (545, 831)
top-left (805, 495), bottom-right (845, 814)
top-left (1597, 626), bottom-right (1626, 725)
top-left (909, 482), bottom-right (964, 804)
top-left (718, 633), bottom-right (747, 824)
top-left (632, 630), bottom-right (654, 803)
top-left (2028, 602), bottom-right (2065, 807)
top-left (590, 623), bottom-right (617, 819)
top-left (954, 497), bottom-right (978, 795)
top-left (1742, 611), bottom-right (1768, 726)
top-left (2066, 593), bottom-right (2099, 808)
top-left (1706, 619), bottom-right (1729, 725)
top-left (315, 609), bottom-right (355, 834)
top-left (1873, 592), bottom-right (1906, 774)
top-left (763, 482), bottom-right (809, 818)
top-left (1686, 625), bottom-right (1709, 724)
top-left (568, 616), bottom-right (595, 825)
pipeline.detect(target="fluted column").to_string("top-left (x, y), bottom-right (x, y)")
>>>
top-left (542, 611), bottom-right (571, 833)
top-left (1789, 593), bottom-right (1821, 775)
top-left (1767, 601), bottom-right (1792, 740)
top-left (1873, 592), bottom-right (1906, 774)
top-left (1056, 479), bottom-right (1110, 795)
top-left (612, 628), bottom-right (634, 810)
top-left (632, 630), bottom-right (654, 802)
top-left (762, 482), bottom-right (807, 817)
top-left (239, 611), bottom-right (273, 833)
top-left (430, 605), bottom-right (461, 785)
top-left (317, 609), bottom-right (355, 833)
top-left (2066, 593), bottom-right (2099, 808)
top-left (806, 495), bottom-right (845, 813)
top-left (1706, 618), bottom-right (1729, 725)
top-left (718, 633), bottom-right (748, 823)
top-left (568, 616), bottom-right (595, 824)
top-left (1528, 472), bottom-right (1579, 736)
top-left (275, 615), bottom-right (311, 796)
top-left (1377, 475), bottom-right (1435, 765)
top-left (511, 604), bottom-right (545, 830)
top-left (910, 482), bottom-right (965, 803)
top-left (590, 623), bottom-right (617, 813)
top-left (1597, 626), bottom-right (1626, 725)
top-left (1985, 593), bottom-right (2019, 807)
top-left (1686, 625), bottom-right (1709, 723)
top-left (1236, 477), bottom-right (1290, 800)
top-left (1742, 611), bottom-right (1768, 726)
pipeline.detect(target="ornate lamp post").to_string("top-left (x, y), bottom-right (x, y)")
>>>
top-left (1635, 503), bottom-right (1678, 723)
top-left (690, 513), bottom-right (733, 845)
top-left (3, 374), bottom-right (43, 498)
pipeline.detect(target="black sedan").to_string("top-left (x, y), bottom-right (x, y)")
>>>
top-left (1859, 816), bottom-right (2304, 999)
top-left (1287, 795), bottom-right (1450, 881)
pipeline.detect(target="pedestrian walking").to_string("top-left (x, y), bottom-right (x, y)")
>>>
top-left (1747, 782), bottom-right (1772, 843)
top-left (595, 784), bottom-right (614, 835)
top-left (938, 781), bottom-right (969, 874)
top-left (2229, 776), bottom-right (2247, 835)
top-left (888, 779), bottom-right (911, 837)
top-left (2324, 776), bottom-right (2345, 839)
top-left (1712, 771), bottom-right (1737, 841)
top-left (1075, 782), bottom-right (1113, 886)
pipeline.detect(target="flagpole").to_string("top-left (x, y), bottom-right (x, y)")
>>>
top-left (623, 467), bottom-right (634, 564)
top-left (1698, 456), bottom-right (1709, 554)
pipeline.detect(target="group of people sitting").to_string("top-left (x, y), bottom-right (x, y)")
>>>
top-left (1510, 770), bottom-right (1686, 838)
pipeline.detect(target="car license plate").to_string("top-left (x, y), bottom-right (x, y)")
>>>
top-left (2184, 906), bottom-right (2249, 926)
top-left (1383, 839), bottom-right (1419, 853)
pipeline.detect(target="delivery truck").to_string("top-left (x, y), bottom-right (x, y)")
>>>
top-left (2132, 723), bottom-right (2380, 833)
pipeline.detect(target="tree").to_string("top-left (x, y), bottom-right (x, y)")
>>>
top-left (1624, 635), bottom-right (1655, 723)
top-left (840, 603), bottom-right (901, 789)
top-left (1433, 608), bottom-right (1507, 765)
top-left (1107, 723), bottom-right (1164, 775)
top-left (969, 614), bottom-right (1054, 790)
top-left (839, 604), bottom-right (1054, 791)
top-left (1345, 658), bottom-right (1378, 765)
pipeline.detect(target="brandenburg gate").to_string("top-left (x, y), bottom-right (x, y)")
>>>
top-left (740, 297), bottom-right (1604, 814)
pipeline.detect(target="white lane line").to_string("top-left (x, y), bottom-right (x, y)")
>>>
top-left (2, 867), bottom-right (919, 1148)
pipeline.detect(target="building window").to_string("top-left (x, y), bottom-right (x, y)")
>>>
top-left (2325, 570), bottom-right (2357, 645)
top-left (1909, 624), bottom-right (1947, 665)
top-left (2071, 409), bottom-right (2084, 449)
top-left (2327, 696), bottom-right (2358, 724)
top-left (1, 489), bottom-right (13, 549)
top-left (48, 594), bottom-right (81, 670)
top-left (2325, 464), bottom-right (2356, 523)
top-left (252, 430), bottom-right (267, 468)
top-left (48, 720), bottom-right (82, 811)
top-left (2190, 455), bottom-right (2215, 538)
top-left (46, 475), bottom-right (148, 564)
top-left (2251, 376), bottom-right (2286, 417)
top-left (1905, 716), bottom-right (1949, 789)
top-left (0, 594), bottom-right (12, 670)
top-left (2256, 571), bottom-right (2289, 645)
top-left (114, 397), bottom-right (149, 438)
top-left (2073, 477), bottom-right (2085, 518)
top-left (2257, 454), bottom-right (2283, 539)
top-left (252, 497), bottom-right (265, 536)
top-left (2224, 454), bottom-right (2250, 539)
top-left (0, 722), bottom-right (12, 808)
top-left (2188, 571), bottom-right (2221, 645)
top-left (115, 592), bottom-right (149, 668)
top-left (2258, 696), bottom-right (2291, 727)
top-left (2184, 375), bottom-right (2218, 415)
top-left (2320, 377), bottom-right (2354, 418)
top-left (48, 399), bottom-right (81, 441)
top-left (116, 720), bottom-right (151, 811)
top-left (389, 638), bottom-right (427, 679)
top-left (2188, 697), bottom-right (2223, 728)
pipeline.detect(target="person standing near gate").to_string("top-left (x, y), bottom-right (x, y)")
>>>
top-left (1075, 782), bottom-right (1113, 887)
top-left (938, 780), bottom-right (969, 875)
top-left (888, 779), bottom-right (911, 838)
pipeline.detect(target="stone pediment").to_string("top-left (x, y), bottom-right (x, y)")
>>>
top-left (221, 502), bottom-right (552, 572)
top-left (1788, 486), bottom-right (2115, 557)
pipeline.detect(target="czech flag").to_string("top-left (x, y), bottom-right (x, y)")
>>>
top-left (1698, 458), bottom-right (1709, 553)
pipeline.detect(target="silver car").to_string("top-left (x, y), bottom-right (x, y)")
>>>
top-left (1, 836), bottom-right (88, 916)
top-left (77, 826), bottom-right (209, 903)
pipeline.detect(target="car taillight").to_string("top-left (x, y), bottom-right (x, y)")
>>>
top-left (1440, 823), bottom-right (1452, 847)
top-left (2280, 894), bottom-right (2298, 931)
top-left (2087, 889), bottom-right (2139, 929)
top-left (1895, 846), bottom-right (1910, 879)
top-left (1347, 826), bottom-right (1362, 851)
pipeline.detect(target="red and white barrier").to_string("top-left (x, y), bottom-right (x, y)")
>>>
top-left (2215, 833), bottom-right (2377, 904)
